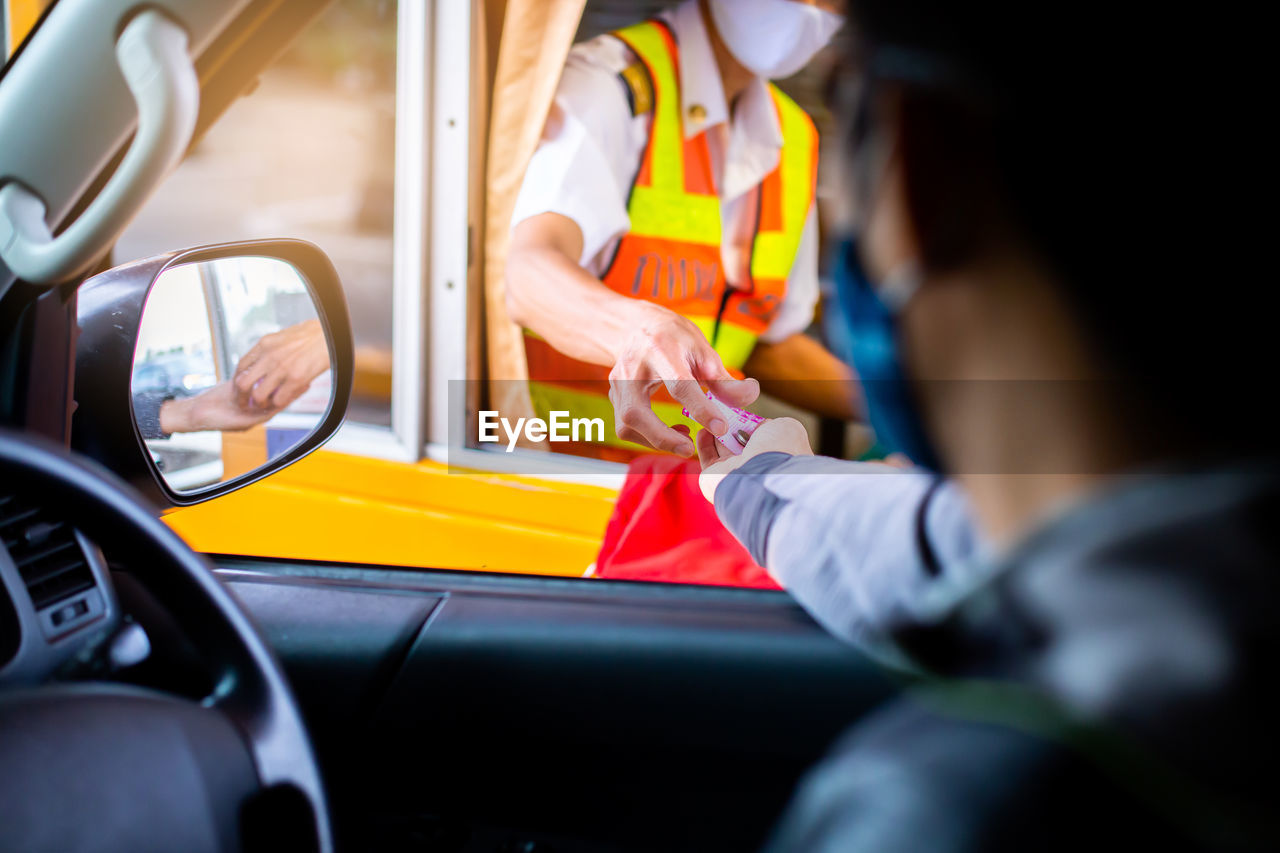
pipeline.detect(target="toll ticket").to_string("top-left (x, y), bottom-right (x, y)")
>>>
top-left (683, 391), bottom-right (765, 455)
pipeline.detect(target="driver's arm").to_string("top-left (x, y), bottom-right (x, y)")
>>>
top-left (700, 422), bottom-right (983, 661)
top-left (153, 382), bottom-right (283, 436)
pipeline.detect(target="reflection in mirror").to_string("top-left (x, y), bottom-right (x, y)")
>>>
top-left (132, 256), bottom-right (334, 494)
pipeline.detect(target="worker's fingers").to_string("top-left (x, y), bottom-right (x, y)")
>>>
top-left (233, 359), bottom-right (274, 409)
top-left (268, 376), bottom-right (310, 411)
top-left (663, 378), bottom-right (726, 436)
top-left (249, 371), bottom-right (287, 411)
top-left (693, 352), bottom-right (760, 410)
top-left (637, 346), bottom-right (724, 435)
top-left (609, 381), bottom-right (695, 456)
top-left (231, 335), bottom-right (283, 403)
top-left (617, 410), bottom-right (695, 456)
top-left (235, 339), bottom-right (265, 376)
top-left (692, 349), bottom-right (737, 384)
top-left (705, 376), bottom-right (760, 410)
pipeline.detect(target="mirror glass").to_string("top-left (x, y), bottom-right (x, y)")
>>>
top-left (132, 256), bottom-right (334, 495)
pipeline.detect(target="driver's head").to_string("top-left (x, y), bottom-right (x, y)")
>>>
top-left (832, 1), bottom-right (1263, 483)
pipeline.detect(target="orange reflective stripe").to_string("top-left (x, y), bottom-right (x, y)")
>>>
top-left (682, 133), bottom-right (717, 196)
top-left (758, 168), bottom-right (784, 233)
top-left (604, 238), bottom-right (721, 306)
top-left (751, 86), bottom-right (817, 284)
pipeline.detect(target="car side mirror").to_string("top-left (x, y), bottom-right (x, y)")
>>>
top-left (71, 239), bottom-right (353, 508)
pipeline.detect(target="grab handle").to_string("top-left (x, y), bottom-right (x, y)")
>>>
top-left (0, 11), bottom-right (198, 285)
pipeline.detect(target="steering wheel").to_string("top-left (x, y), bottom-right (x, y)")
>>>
top-left (0, 430), bottom-right (332, 853)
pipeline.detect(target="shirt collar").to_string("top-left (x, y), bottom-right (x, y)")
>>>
top-left (663, 0), bottom-right (783, 147)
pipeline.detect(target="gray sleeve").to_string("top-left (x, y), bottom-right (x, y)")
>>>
top-left (133, 391), bottom-right (172, 441)
top-left (715, 454), bottom-right (984, 662)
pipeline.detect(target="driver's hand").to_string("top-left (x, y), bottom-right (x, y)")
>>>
top-left (607, 303), bottom-right (759, 456)
top-left (159, 381), bottom-right (281, 434)
top-left (695, 416), bottom-right (813, 503)
top-left (232, 319), bottom-right (329, 411)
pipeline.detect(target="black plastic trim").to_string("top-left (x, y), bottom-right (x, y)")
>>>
top-left (71, 238), bottom-right (353, 508)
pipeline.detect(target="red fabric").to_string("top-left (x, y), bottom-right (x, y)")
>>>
top-left (595, 455), bottom-right (781, 589)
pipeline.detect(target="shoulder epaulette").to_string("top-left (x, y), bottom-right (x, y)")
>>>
top-left (618, 61), bottom-right (654, 117)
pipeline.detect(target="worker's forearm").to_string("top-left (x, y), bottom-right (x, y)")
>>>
top-left (505, 245), bottom-right (647, 368)
top-left (744, 334), bottom-right (860, 420)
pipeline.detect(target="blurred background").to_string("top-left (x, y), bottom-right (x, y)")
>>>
top-left (116, 0), bottom-right (397, 427)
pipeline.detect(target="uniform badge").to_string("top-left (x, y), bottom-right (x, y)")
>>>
top-left (618, 62), bottom-right (653, 116)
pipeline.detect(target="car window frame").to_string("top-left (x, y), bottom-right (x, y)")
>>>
top-left (98, 0), bottom-right (430, 464)
top-left (322, 0), bottom-right (430, 463)
top-left (423, 0), bottom-right (627, 489)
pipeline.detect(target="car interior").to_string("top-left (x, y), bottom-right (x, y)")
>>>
top-left (1, 1), bottom-right (899, 851)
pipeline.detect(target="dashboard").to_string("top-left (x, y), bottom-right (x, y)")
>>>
top-left (0, 491), bottom-right (121, 684)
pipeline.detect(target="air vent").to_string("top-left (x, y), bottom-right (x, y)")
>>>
top-left (0, 494), bottom-right (95, 611)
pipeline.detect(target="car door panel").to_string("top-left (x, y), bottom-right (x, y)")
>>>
top-left (219, 558), bottom-right (897, 852)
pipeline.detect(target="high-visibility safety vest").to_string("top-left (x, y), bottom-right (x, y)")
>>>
top-left (523, 19), bottom-right (818, 461)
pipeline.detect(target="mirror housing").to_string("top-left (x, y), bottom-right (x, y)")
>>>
top-left (72, 239), bottom-right (353, 508)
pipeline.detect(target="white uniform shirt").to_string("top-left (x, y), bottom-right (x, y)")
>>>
top-left (511, 0), bottom-right (819, 343)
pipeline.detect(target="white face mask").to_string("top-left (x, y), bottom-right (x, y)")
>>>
top-left (707, 0), bottom-right (844, 80)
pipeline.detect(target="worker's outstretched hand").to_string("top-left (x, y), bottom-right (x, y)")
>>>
top-left (696, 416), bottom-right (812, 503)
top-left (608, 303), bottom-right (759, 456)
top-left (232, 319), bottom-right (330, 412)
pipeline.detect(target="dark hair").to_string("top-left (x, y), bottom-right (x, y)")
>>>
top-left (840, 2), bottom-right (1267, 457)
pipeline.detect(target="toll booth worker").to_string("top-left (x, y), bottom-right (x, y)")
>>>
top-left (506, 0), bottom-right (850, 462)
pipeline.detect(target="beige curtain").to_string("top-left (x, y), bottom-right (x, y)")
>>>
top-left (483, 0), bottom-right (586, 421)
